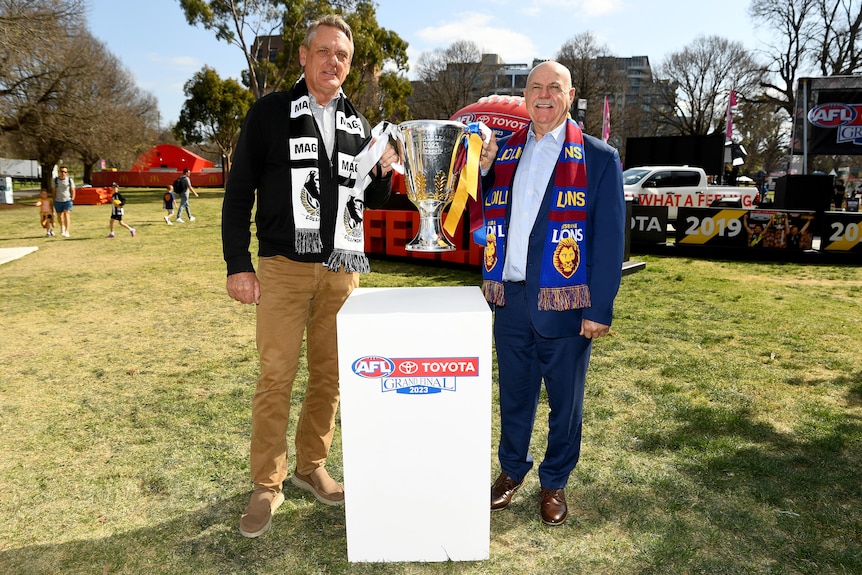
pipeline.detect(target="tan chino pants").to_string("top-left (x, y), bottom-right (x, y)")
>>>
top-left (250, 256), bottom-right (358, 492)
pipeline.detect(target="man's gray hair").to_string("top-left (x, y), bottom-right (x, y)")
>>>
top-left (302, 14), bottom-right (354, 55)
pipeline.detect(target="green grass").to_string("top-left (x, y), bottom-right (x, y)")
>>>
top-left (1, 189), bottom-right (861, 574)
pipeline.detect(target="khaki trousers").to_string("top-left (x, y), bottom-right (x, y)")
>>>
top-left (251, 256), bottom-right (358, 492)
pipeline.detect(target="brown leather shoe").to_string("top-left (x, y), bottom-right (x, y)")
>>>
top-left (491, 472), bottom-right (524, 510)
top-left (540, 488), bottom-right (567, 526)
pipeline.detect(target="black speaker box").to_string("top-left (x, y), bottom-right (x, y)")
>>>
top-left (773, 175), bottom-right (833, 212)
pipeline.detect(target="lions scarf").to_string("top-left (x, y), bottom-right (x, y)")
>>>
top-left (288, 76), bottom-right (370, 273)
top-left (482, 119), bottom-right (591, 311)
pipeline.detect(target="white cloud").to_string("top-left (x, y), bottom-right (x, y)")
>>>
top-left (415, 11), bottom-right (537, 64)
top-left (146, 52), bottom-right (201, 73)
top-left (521, 0), bottom-right (624, 17)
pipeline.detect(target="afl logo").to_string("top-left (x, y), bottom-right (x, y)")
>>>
top-left (352, 356), bottom-right (395, 378)
top-left (808, 103), bottom-right (857, 128)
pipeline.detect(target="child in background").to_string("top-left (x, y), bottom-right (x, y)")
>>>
top-left (163, 185), bottom-right (175, 225)
top-left (35, 189), bottom-right (54, 237)
top-left (106, 183), bottom-right (136, 238)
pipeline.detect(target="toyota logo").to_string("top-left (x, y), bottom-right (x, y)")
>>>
top-left (399, 361), bottom-right (419, 374)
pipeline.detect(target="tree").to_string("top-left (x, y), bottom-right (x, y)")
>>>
top-left (178, 0), bottom-right (410, 123)
top-left (750, 0), bottom-right (862, 116)
top-left (65, 34), bottom-right (161, 183)
top-left (653, 36), bottom-right (762, 136)
top-left (813, 0), bottom-right (862, 75)
top-left (174, 66), bottom-right (255, 172)
top-left (179, 0), bottom-right (288, 100)
top-left (411, 40), bottom-right (489, 120)
top-left (733, 97), bottom-right (790, 175)
top-left (341, 1), bottom-right (410, 123)
top-left (750, 0), bottom-right (818, 117)
top-left (0, 0), bottom-right (87, 134)
top-left (556, 32), bottom-right (625, 136)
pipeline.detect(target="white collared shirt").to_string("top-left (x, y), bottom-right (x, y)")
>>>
top-left (502, 121), bottom-right (567, 282)
top-left (308, 91), bottom-right (341, 158)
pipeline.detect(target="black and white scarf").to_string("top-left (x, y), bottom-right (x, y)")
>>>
top-left (288, 76), bottom-right (372, 272)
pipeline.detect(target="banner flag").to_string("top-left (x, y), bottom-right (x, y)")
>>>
top-left (725, 90), bottom-right (737, 142)
top-left (601, 96), bottom-right (610, 142)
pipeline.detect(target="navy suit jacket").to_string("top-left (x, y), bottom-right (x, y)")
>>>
top-left (483, 130), bottom-right (626, 339)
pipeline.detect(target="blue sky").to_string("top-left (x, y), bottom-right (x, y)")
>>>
top-left (88, 0), bottom-right (758, 125)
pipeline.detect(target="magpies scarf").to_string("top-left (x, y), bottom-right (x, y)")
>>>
top-left (288, 77), bottom-right (370, 272)
top-left (482, 119), bottom-right (591, 311)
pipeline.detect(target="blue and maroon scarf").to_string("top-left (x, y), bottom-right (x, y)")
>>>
top-left (481, 119), bottom-right (591, 311)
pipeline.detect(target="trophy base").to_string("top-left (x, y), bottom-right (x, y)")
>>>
top-left (405, 238), bottom-right (457, 252)
top-left (405, 214), bottom-right (457, 252)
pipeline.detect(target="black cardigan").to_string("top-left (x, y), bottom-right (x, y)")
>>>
top-left (222, 88), bottom-right (391, 276)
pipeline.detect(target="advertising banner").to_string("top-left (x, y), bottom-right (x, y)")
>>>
top-left (792, 76), bottom-right (862, 157)
top-left (820, 211), bottom-right (862, 252)
top-left (629, 205), bottom-right (669, 244)
top-left (676, 208), bottom-right (816, 250)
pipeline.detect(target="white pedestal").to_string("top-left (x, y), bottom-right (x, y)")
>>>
top-left (337, 286), bottom-right (492, 562)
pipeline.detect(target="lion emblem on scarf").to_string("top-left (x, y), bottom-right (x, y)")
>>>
top-left (484, 232), bottom-right (498, 272)
top-left (552, 236), bottom-right (580, 278)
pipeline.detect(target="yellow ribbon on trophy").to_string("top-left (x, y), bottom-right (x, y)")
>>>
top-left (443, 129), bottom-right (486, 237)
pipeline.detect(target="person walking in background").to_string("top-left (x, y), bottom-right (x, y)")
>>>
top-left (106, 183), bottom-right (136, 238)
top-left (221, 14), bottom-right (398, 539)
top-left (52, 166), bottom-right (75, 237)
top-left (480, 61), bottom-right (625, 526)
top-left (163, 184), bottom-right (175, 225)
top-left (35, 188), bottom-right (54, 237)
top-left (174, 168), bottom-right (198, 222)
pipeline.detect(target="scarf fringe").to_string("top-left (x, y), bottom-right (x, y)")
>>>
top-left (538, 285), bottom-right (591, 311)
top-left (328, 249), bottom-right (370, 273)
top-left (296, 229), bottom-right (323, 254)
top-left (482, 280), bottom-right (505, 306)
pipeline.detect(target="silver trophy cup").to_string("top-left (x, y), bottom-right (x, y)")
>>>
top-left (396, 120), bottom-right (468, 251)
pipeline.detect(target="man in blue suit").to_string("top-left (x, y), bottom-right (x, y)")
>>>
top-left (478, 61), bottom-right (625, 526)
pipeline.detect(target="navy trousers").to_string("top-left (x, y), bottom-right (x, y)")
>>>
top-left (494, 281), bottom-right (592, 490)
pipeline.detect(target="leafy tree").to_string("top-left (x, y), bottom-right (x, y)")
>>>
top-left (341, 1), bottom-right (410, 123)
top-left (411, 40), bottom-right (489, 120)
top-left (180, 0), bottom-right (298, 99)
top-left (174, 66), bottom-right (255, 172)
top-left (653, 36), bottom-right (762, 136)
top-left (178, 0), bottom-right (410, 123)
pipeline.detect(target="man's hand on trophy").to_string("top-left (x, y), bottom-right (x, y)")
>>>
top-left (479, 132), bottom-right (498, 173)
top-left (377, 143), bottom-right (400, 176)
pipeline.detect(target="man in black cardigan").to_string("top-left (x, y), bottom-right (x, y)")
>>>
top-left (222, 14), bottom-right (399, 538)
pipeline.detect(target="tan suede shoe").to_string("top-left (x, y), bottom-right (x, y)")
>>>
top-left (290, 467), bottom-right (345, 506)
top-left (239, 488), bottom-right (284, 538)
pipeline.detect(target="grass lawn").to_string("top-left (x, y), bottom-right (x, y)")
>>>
top-left (0, 188), bottom-right (860, 574)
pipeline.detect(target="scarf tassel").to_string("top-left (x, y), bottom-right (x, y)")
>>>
top-left (328, 249), bottom-right (370, 274)
top-left (296, 229), bottom-right (323, 254)
top-left (482, 280), bottom-right (506, 306)
top-left (537, 285), bottom-right (591, 311)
